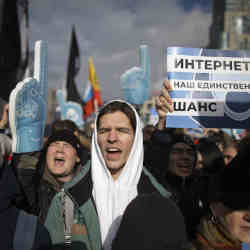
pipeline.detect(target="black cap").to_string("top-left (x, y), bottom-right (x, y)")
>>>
top-left (152, 130), bottom-right (196, 152)
top-left (46, 129), bottom-right (82, 157)
top-left (209, 144), bottom-right (250, 210)
top-left (151, 130), bottom-right (197, 166)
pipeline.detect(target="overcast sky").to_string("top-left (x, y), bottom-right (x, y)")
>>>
top-left (29, 0), bottom-right (212, 102)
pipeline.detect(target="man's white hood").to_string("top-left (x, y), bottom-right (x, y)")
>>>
top-left (91, 100), bottom-right (144, 250)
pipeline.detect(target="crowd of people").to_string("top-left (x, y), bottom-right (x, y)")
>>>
top-left (0, 80), bottom-right (250, 250)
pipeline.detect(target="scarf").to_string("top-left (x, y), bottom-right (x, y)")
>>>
top-left (191, 215), bottom-right (241, 250)
top-left (91, 100), bottom-right (144, 250)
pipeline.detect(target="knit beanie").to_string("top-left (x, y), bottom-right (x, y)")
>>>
top-left (45, 129), bottom-right (82, 157)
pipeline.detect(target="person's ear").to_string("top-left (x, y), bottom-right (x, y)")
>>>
top-left (74, 131), bottom-right (79, 138)
top-left (76, 156), bottom-right (80, 163)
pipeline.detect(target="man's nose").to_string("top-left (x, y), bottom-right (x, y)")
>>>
top-left (55, 144), bottom-right (64, 152)
top-left (107, 130), bottom-right (118, 142)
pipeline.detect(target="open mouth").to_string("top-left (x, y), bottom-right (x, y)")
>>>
top-left (178, 163), bottom-right (192, 169)
top-left (178, 165), bottom-right (192, 173)
top-left (54, 157), bottom-right (65, 166)
top-left (106, 148), bottom-right (122, 160)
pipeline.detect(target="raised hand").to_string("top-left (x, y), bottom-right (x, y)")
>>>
top-left (9, 41), bottom-right (48, 153)
top-left (56, 89), bottom-right (84, 129)
top-left (0, 104), bottom-right (9, 129)
top-left (120, 45), bottom-right (150, 105)
top-left (155, 80), bottom-right (174, 129)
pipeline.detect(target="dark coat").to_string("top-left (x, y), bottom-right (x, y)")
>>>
top-left (144, 129), bottom-right (206, 239)
top-left (0, 163), bottom-right (51, 250)
top-left (45, 162), bottom-right (170, 250)
top-left (12, 148), bottom-right (85, 224)
top-left (12, 152), bottom-right (59, 223)
top-left (162, 171), bottom-right (205, 240)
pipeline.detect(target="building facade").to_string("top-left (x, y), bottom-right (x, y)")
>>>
top-left (209, 0), bottom-right (250, 49)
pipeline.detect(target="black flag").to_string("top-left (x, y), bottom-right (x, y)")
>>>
top-left (66, 25), bottom-right (83, 104)
top-left (0, 0), bottom-right (29, 101)
top-left (17, 0), bottom-right (29, 80)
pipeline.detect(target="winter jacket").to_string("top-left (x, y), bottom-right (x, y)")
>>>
top-left (144, 129), bottom-right (205, 239)
top-left (45, 161), bottom-right (170, 250)
top-left (45, 100), bottom-right (171, 250)
top-left (0, 164), bottom-right (51, 250)
top-left (13, 151), bottom-right (84, 224)
top-left (162, 172), bottom-right (205, 240)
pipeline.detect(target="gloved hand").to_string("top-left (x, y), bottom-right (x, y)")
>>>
top-left (120, 45), bottom-right (150, 105)
top-left (56, 89), bottom-right (84, 129)
top-left (9, 41), bottom-right (48, 153)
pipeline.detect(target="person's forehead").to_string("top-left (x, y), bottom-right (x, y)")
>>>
top-left (99, 111), bottom-right (131, 126)
top-left (51, 141), bottom-right (72, 146)
top-left (224, 146), bottom-right (237, 152)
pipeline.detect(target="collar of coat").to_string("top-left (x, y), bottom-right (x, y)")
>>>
top-left (64, 160), bottom-right (170, 207)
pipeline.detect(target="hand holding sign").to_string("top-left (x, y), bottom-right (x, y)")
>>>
top-left (9, 41), bottom-right (48, 153)
top-left (56, 89), bottom-right (84, 129)
top-left (120, 45), bottom-right (150, 105)
top-left (155, 80), bottom-right (173, 129)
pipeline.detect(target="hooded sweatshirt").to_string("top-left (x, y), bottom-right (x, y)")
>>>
top-left (91, 100), bottom-right (144, 250)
